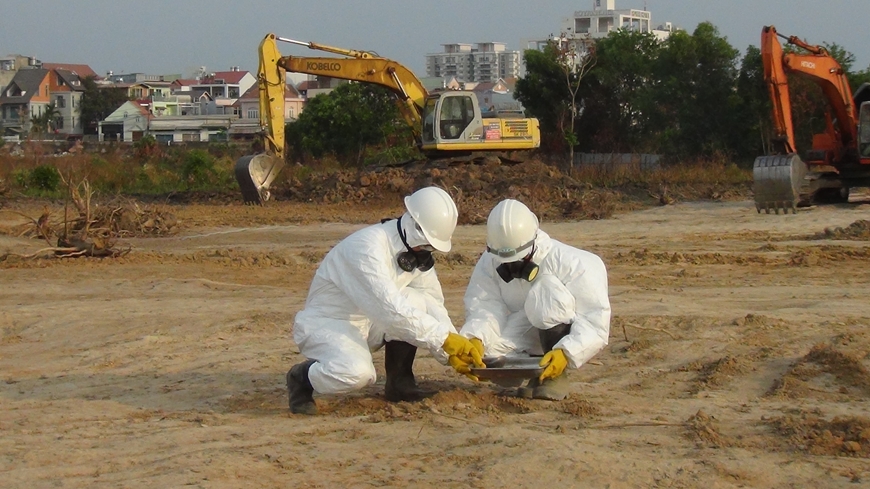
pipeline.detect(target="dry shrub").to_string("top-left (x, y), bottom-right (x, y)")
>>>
top-left (561, 189), bottom-right (618, 220)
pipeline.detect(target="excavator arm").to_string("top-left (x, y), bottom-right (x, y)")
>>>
top-left (276, 36), bottom-right (429, 137)
top-left (761, 25), bottom-right (857, 155)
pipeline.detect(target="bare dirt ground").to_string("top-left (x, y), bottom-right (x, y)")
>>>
top-left (3, 194), bottom-right (870, 488)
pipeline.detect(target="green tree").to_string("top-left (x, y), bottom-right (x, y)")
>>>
top-left (734, 45), bottom-right (772, 160)
top-left (285, 83), bottom-right (412, 166)
top-left (79, 76), bottom-right (129, 134)
top-left (556, 37), bottom-right (597, 170)
top-left (578, 29), bottom-right (662, 153)
top-left (820, 43), bottom-right (870, 94)
top-left (653, 22), bottom-right (742, 158)
top-left (515, 45), bottom-right (570, 137)
top-left (29, 103), bottom-right (61, 137)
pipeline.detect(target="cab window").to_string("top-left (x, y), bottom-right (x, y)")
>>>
top-left (422, 97), bottom-right (437, 143)
top-left (861, 102), bottom-right (870, 157)
top-left (439, 95), bottom-right (474, 140)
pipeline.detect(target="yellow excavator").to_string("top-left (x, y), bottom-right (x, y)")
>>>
top-left (234, 33), bottom-right (541, 204)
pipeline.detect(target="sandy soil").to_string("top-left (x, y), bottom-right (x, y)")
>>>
top-left (2, 197), bottom-right (870, 488)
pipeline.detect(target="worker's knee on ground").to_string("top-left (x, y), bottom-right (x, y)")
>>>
top-left (313, 358), bottom-right (377, 394)
top-left (524, 275), bottom-right (575, 329)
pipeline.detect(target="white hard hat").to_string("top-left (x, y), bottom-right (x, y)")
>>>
top-left (404, 186), bottom-right (458, 252)
top-left (486, 199), bottom-right (539, 263)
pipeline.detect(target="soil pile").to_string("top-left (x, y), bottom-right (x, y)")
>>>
top-left (816, 220), bottom-right (870, 240)
top-left (278, 158), bottom-right (750, 224)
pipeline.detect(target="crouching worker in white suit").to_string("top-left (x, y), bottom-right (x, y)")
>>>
top-left (461, 199), bottom-right (611, 401)
top-left (287, 187), bottom-right (485, 415)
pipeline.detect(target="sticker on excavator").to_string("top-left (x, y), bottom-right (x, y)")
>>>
top-left (484, 122), bottom-right (502, 140)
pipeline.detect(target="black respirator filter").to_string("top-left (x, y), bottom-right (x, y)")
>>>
top-left (496, 257), bottom-right (539, 283)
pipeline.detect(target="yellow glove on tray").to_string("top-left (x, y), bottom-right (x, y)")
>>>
top-left (539, 348), bottom-right (568, 382)
top-left (469, 338), bottom-right (484, 358)
top-left (442, 333), bottom-right (485, 381)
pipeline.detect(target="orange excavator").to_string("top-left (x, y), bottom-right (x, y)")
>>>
top-left (753, 25), bottom-right (870, 213)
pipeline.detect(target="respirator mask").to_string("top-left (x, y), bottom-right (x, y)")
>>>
top-left (395, 218), bottom-right (434, 272)
top-left (488, 240), bottom-right (539, 283)
top-left (495, 250), bottom-right (539, 283)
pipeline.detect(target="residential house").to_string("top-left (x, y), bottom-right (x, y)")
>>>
top-left (171, 78), bottom-right (199, 92)
top-left (105, 72), bottom-right (181, 84)
top-left (49, 69), bottom-right (86, 137)
top-left (0, 68), bottom-right (51, 136)
top-left (97, 100), bottom-right (150, 142)
top-left (471, 78), bottom-right (525, 116)
top-left (295, 79), bottom-right (317, 100)
top-left (231, 82), bottom-right (304, 139)
top-left (147, 114), bottom-right (236, 143)
top-left (192, 68), bottom-right (256, 115)
top-left (97, 98), bottom-right (235, 144)
top-left (0, 55), bottom-right (41, 91)
top-left (42, 63), bottom-right (98, 79)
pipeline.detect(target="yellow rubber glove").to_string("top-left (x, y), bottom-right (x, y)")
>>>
top-left (442, 333), bottom-right (485, 367)
top-left (539, 349), bottom-right (568, 382)
top-left (448, 355), bottom-right (479, 381)
top-left (469, 338), bottom-right (484, 360)
top-left (442, 333), bottom-right (485, 381)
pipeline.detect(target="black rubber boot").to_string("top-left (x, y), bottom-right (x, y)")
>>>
top-left (286, 359), bottom-right (317, 415)
top-left (384, 341), bottom-right (434, 402)
top-left (533, 323), bottom-right (572, 401)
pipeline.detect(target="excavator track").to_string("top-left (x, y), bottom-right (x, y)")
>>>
top-left (752, 154), bottom-right (808, 214)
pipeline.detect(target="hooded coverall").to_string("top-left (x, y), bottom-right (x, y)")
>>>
top-left (461, 230), bottom-right (611, 369)
top-left (293, 215), bottom-right (455, 395)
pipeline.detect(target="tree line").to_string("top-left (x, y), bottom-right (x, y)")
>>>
top-left (517, 22), bottom-right (870, 164)
top-left (285, 22), bottom-right (869, 167)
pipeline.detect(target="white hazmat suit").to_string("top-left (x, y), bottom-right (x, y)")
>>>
top-left (293, 213), bottom-right (455, 395)
top-left (461, 230), bottom-right (611, 369)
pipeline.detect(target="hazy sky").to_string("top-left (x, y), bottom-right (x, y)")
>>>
top-left (1, 0), bottom-right (867, 79)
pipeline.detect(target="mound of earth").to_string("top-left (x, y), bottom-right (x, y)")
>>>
top-left (816, 220), bottom-right (870, 240)
top-left (275, 158), bottom-right (750, 224)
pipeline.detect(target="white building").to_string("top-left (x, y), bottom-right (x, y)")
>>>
top-left (425, 42), bottom-right (521, 83)
top-left (561, 0), bottom-right (674, 41)
top-left (522, 0), bottom-right (675, 65)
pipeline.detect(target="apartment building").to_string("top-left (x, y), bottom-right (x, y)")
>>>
top-left (425, 42), bottom-right (521, 83)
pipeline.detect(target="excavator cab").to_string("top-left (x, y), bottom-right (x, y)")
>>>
top-left (860, 102), bottom-right (870, 158)
top-left (420, 91), bottom-right (539, 153)
top-left (421, 92), bottom-right (484, 149)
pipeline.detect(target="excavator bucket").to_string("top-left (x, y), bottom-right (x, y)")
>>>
top-left (752, 154), bottom-right (807, 214)
top-left (234, 153), bottom-right (285, 205)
